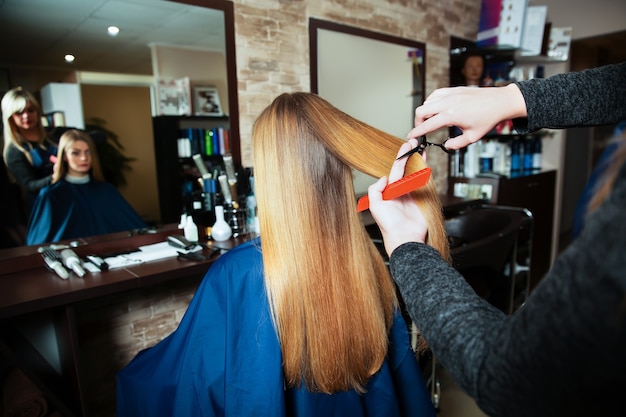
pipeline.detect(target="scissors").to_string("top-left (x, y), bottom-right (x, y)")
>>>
top-left (396, 136), bottom-right (453, 160)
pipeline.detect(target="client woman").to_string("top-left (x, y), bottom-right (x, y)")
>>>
top-left (116, 92), bottom-right (449, 416)
top-left (26, 129), bottom-right (145, 245)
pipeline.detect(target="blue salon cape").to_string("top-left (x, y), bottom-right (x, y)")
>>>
top-left (26, 179), bottom-right (146, 245)
top-left (116, 238), bottom-right (435, 417)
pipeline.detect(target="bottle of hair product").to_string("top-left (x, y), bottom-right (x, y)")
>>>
top-left (184, 214), bottom-right (199, 242)
top-left (510, 139), bottom-right (522, 172)
top-left (211, 206), bottom-right (232, 241)
top-left (532, 136), bottom-right (542, 171)
top-left (479, 140), bottom-right (495, 173)
top-left (245, 176), bottom-right (258, 234)
top-left (463, 141), bottom-right (479, 177)
top-left (523, 136), bottom-right (534, 171)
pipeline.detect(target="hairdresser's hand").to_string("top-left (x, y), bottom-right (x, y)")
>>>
top-left (368, 140), bottom-right (428, 257)
top-left (52, 159), bottom-right (60, 178)
top-left (407, 83), bottom-right (527, 150)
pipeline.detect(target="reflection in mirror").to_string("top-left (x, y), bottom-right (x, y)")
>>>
top-left (309, 18), bottom-right (426, 194)
top-left (0, 0), bottom-right (239, 247)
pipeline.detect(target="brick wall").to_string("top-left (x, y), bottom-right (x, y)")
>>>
top-left (77, 1), bottom-right (480, 414)
top-left (76, 276), bottom-right (202, 416)
top-left (234, 0), bottom-right (481, 189)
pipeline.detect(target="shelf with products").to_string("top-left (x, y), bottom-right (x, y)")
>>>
top-left (448, 131), bottom-right (552, 180)
top-left (153, 116), bottom-right (252, 233)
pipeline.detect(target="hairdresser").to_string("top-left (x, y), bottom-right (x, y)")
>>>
top-left (2, 87), bottom-right (57, 210)
top-left (368, 62), bottom-right (626, 417)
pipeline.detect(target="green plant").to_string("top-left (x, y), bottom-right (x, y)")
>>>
top-left (84, 117), bottom-right (136, 187)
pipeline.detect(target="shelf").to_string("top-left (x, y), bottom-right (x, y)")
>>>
top-left (514, 53), bottom-right (568, 64)
top-left (481, 130), bottom-right (554, 141)
top-left (154, 115), bottom-right (229, 121)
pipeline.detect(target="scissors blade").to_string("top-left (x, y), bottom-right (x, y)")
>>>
top-left (396, 136), bottom-right (427, 160)
top-left (396, 145), bottom-right (422, 160)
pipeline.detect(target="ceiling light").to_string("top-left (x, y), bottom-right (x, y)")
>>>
top-left (64, 54), bottom-right (75, 63)
top-left (107, 26), bottom-right (120, 37)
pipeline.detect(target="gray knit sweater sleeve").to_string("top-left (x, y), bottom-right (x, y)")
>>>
top-left (390, 162), bottom-right (626, 416)
top-left (513, 61), bottom-right (626, 133)
top-left (389, 63), bottom-right (626, 416)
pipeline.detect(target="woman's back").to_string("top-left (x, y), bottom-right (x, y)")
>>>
top-left (117, 239), bottom-right (435, 416)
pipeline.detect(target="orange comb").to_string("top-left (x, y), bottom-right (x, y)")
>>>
top-left (356, 167), bottom-right (431, 212)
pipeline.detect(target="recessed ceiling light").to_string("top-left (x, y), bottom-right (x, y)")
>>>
top-left (107, 26), bottom-right (120, 37)
top-left (64, 54), bottom-right (75, 63)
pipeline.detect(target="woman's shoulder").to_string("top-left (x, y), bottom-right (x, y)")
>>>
top-left (5, 143), bottom-right (23, 159)
top-left (213, 238), bottom-right (262, 267)
top-left (40, 179), bottom-right (74, 197)
top-left (207, 238), bottom-right (263, 280)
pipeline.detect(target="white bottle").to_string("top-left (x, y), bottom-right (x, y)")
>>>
top-left (211, 206), bottom-right (232, 241)
top-left (184, 214), bottom-right (199, 242)
top-left (464, 142), bottom-right (479, 177)
top-left (246, 194), bottom-right (257, 234)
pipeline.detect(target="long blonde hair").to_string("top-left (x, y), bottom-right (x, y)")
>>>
top-left (1, 87), bottom-right (48, 164)
top-left (253, 92), bottom-right (449, 394)
top-left (53, 129), bottom-right (104, 183)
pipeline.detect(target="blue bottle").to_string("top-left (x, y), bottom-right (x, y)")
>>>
top-left (523, 136), bottom-right (534, 171)
top-left (510, 139), bottom-right (521, 172)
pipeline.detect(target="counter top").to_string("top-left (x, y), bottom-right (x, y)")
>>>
top-left (0, 224), bottom-right (255, 319)
top-left (0, 192), bottom-right (481, 320)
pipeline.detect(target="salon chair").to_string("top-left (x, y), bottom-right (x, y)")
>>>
top-left (446, 204), bottom-right (534, 314)
top-left (365, 203), bottom-right (533, 313)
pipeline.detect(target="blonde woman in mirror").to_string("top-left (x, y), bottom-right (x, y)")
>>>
top-left (26, 129), bottom-right (145, 245)
top-left (117, 92), bottom-right (449, 416)
top-left (1, 87), bottom-right (58, 209)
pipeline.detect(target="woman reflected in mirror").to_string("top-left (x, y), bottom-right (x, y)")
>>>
top-left (1, 87), bottom-right (58, 211)
top-left (26, 129), bottom-right (146, 245)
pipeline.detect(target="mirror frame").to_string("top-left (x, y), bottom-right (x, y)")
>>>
top-left (171, 0), bottom-right (241, 165)
top-left (308, 17), bottom-right (426, 106)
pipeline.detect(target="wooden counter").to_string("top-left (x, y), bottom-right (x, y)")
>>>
top-left (0, 225), bottom-right (254, 416)
top-left (0, 225), bottom-right (251, 319)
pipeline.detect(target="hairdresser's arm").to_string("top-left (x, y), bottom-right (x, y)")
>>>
top-left (369, 143), bottom-right (626, 416)
top-left (516, 61), bottom-right (626, 132)
top-left (5, 146), bottom-right (52, 193)
top-left (409, 62), bottom-right (626, 150)
top-left (368, 146), bottom-right (506, 408)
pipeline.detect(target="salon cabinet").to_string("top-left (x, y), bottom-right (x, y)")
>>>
top-left (153, 115), bottom-right (233, 225)
top-left (448, 169), bottom-right (556, 287)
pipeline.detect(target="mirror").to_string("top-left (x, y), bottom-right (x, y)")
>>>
top-left (0, 0), bottom-right (239, 245)
top-left (309, 18), bottom-right (426, 194)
